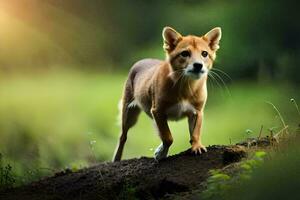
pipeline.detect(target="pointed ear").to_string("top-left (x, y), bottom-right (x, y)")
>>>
top-left (204, 27), bottom-right (222, 51)
top-left (162, 27), bottom-right (182, 52)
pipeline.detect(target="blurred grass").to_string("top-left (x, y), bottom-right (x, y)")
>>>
top-left (215, 137), bottom-right (300, 200)
top-left (0, 71), bottom-right (298, 183)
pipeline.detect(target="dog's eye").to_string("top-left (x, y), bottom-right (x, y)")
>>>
top-left (202, 51), bottom-right (208, 58)
top-left (180, 50), bottom-right (190, 57)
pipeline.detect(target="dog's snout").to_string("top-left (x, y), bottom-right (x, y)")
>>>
top-left (193, 63), bottom-right (203, 73)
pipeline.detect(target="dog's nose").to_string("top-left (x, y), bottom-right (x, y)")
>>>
top-left (193, 63), bottom-right (203, 73)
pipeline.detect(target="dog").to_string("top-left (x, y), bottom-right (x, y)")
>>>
top-left (113, 26), bottom-right (222, 161)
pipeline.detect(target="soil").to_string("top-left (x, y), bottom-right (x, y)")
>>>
top-left (0, 145), bottom-right (247, 200)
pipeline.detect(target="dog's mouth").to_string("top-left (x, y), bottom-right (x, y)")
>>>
top-left (185, 69), bottom-right (207, 80)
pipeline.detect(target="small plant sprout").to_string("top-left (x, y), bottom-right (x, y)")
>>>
top-left (89, 140), bottom-right (98, 162)
top-left (274, 126), bottom-right (289, 140)
top-left (267, 127), bottom-right (280, 144)
top-left (266, 101), bottom-right (289, 136)
top-left (258, 125), bottom-right (263, 140)
top-left (245, 129), bottom-right (253, 148)
top-left (88, 140), bottom-right (106, 190)
top-left (245, 129), bottom-right (253, 136)
top-left (268, 127), bottom-right (276, 133)
top-left (290, 98), bottom-right (300, 117)
top-left (268, 127), bottom-right (276, 138)
top-left (266, 102), bottom-right (286, 127)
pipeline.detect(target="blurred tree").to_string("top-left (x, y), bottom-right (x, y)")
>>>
top-left (0, 0), bottom-right (299, 82)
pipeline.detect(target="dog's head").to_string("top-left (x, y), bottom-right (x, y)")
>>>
top-left (162, 27), bottom-right (221, 80)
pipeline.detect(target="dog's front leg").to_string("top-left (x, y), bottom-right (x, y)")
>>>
top-left (188, 111), bottom-right (207, 154)
top-left (151, 108), bottom-right (173, 160)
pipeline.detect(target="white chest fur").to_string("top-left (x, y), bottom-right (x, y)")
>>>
top-left (166, 100), bottom-right (197, 120)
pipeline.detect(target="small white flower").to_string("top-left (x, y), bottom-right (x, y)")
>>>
top-left (245, 129), bottom-right (253, 135)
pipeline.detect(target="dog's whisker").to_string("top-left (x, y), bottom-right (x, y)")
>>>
top-left (209, 70), bottom-right (232, 97)
top-left (211, 68), bottom-right (232, 81)
top-left (207, 76), bottom-right (215, 91)
top-left (207, 74), bottom-right (215, 90)
top-left (208, 72), bottom-right (223, 91)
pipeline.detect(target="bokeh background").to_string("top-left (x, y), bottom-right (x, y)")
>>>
top-left (0, 0), bottom-right (299, 183)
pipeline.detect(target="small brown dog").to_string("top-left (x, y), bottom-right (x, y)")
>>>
top-left (113, 26), bottom-right (222, 161)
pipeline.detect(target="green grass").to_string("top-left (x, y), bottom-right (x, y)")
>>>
top-left (0, 71), bottom-right (298, 184)
top-left (228, 142), bottom-right (300, 200)
top-left (201, 139), bottom-right (300, 200)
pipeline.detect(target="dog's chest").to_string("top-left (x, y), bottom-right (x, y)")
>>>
top-left (165, 100), bottom-right (196, 120)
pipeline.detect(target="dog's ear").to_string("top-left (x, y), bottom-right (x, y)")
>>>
top-left (162, 27), bottom-right (182, 52)
top-left (204, 27), bottom-right (222, 51)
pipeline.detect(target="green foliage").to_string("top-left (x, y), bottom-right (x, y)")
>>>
top-left (225, 142), bottom-right (300, 200)
top-left (0, 153), bottom-right (16, 190)
top-left (202, 151), bottom-right (267, 200)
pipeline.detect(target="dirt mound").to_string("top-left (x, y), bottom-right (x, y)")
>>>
top-left (0, 145), bottom-right (246, 200)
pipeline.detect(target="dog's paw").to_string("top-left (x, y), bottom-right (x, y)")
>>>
top-left (154, 143), bottom-right (169, 160)
top-left (191, 143), bottom-right (207, 155)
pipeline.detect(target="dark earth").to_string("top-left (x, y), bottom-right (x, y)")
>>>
top-left (0, 145), bottom-right (247, 200)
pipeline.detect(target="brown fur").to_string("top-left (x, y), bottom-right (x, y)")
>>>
top-left (113, 27), bottom-right (222, 161)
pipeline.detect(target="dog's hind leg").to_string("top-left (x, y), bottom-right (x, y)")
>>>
top-left (112, 78), bottom-right (141, 162)
top-left (112, 101), bottom-right (140, 162)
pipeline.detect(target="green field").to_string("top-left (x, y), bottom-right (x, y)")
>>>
top-left (0, 71), bottom-right (298, 183)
